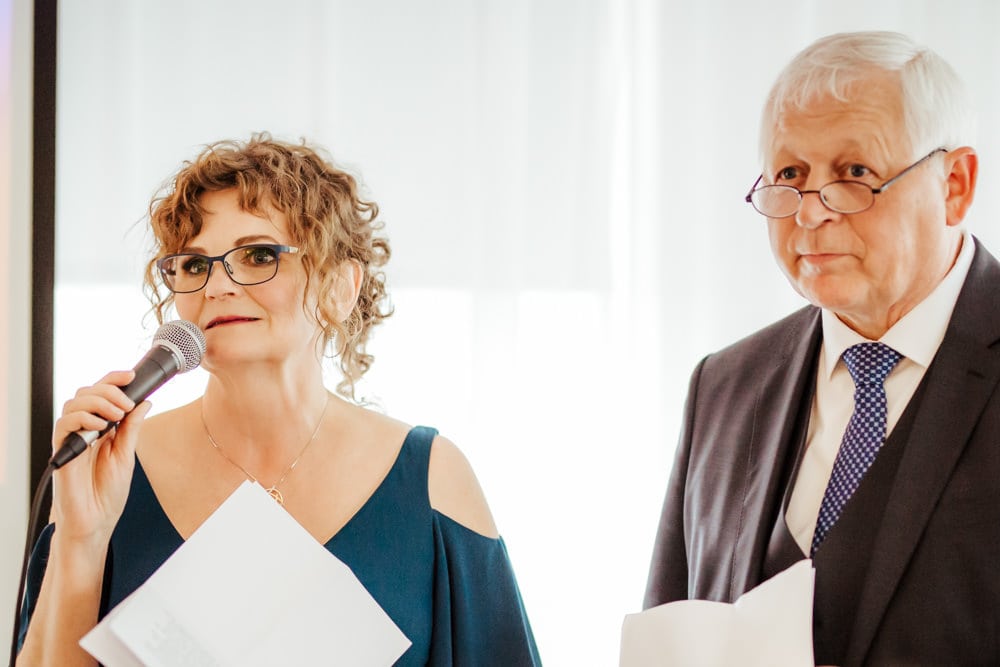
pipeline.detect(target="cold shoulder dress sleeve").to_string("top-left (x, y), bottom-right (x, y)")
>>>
top-left (18, 426), bottom-right (541, 665)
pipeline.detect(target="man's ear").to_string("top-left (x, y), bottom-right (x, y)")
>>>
top-left (944, 146), bottom-right (978, 227)
top-left (329, 260), bottom-right (364, 323)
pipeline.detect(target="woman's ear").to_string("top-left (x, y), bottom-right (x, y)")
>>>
top-left (329, 259), bottom-right (364, 323)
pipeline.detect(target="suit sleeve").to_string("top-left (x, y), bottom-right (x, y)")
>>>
top-left (643, 357), bottom-right (706, 608)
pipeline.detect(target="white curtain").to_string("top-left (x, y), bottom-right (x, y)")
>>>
top-left (48, 1), bottom-right (1000, 663)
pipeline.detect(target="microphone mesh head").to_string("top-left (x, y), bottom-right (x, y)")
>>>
top-left (154, 320), bottom-right (206, 373)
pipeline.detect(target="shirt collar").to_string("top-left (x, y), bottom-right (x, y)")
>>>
top-left (820, 230), bottom-right (975, 379)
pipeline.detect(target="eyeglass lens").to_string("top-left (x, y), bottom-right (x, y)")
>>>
top-left (160, 245), bottom-right (281, 292)
top-left (752, 181), bottom-right (875, 217)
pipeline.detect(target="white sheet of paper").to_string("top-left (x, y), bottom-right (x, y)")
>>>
top-left (80, 481), bottom-right (411, 666)
top-left (619, 559), bottom-right (815, 667)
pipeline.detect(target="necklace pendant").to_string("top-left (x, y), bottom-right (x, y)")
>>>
top-left (266, 487), bottom-right (284, 505)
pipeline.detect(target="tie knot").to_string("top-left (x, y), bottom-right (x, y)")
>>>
top-left (841, 342), bottom-right (903, 387)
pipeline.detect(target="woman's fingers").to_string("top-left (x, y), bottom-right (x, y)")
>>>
top-left (109, 401), bottom-right (151, 463)
top-left (53, 372), bottom-right (138, 452)
top-left (57, 410), bottom-right (112, 435)
top-left (95, 369), bottom-right (136, 386)
top-left (61, 394), bottom-right (128, 423)
top-left (68, 372), bottom-right (136, 411)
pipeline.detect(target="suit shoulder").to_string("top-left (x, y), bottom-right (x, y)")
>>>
top-left (706, 305), bottom-right (820, 366)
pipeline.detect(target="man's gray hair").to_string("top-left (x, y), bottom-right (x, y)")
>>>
top-left (760, 31), bottom-right (977, 165)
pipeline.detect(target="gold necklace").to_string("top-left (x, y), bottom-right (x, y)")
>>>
top-left (201, 394), bottom-right (330, 506)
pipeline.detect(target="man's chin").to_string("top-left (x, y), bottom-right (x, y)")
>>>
top-left (796, 279), bottom-right (864, 315)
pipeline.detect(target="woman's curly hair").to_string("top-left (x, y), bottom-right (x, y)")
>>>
top-left (142, 133), bottom-right (392, 399)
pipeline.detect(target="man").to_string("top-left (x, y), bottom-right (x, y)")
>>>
top-left (644, 31), bottom-right (997, 666)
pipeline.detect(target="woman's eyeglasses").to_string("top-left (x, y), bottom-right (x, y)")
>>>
top-left (157, 244), bottom-right (299, 294)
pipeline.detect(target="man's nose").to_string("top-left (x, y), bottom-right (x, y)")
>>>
top-left (794, 190), bottom-right (836, 229)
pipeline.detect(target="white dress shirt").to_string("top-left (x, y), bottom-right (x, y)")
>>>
top-left (785, 231), bottom-right (975, 554)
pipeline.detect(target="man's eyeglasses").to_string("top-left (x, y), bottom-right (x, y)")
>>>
top-left (157, 244), bottom-right (299, 294)
top-left (745, 148), bottom-right (946, 218)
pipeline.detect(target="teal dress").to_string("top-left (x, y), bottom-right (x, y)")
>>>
top-left (20, 426), bottom-right (541, 665)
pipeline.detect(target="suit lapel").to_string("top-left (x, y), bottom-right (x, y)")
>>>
top-left (727, 308), bottom-right (822, 598)
top-left (845, 241), bottom-right (1000, 666)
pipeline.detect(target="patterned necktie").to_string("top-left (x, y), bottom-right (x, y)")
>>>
top-left (811, 342), bottom-right (903, 556)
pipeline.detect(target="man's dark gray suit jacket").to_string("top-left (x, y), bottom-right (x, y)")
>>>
top-left (645, 239), bottom-right (1000, 666)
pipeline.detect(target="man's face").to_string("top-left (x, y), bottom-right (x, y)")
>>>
top-left (763, 75), bottom-right (960, 338)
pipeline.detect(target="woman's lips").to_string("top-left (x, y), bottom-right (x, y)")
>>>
top-left (206, 316), bottom-right (259, 329)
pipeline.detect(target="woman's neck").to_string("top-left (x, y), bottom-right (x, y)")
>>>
top-left (199, 365), bottom-right (334, 472)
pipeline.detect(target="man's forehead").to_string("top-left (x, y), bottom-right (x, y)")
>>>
top-left (762, 71), bottom-right (906, 157)
top-left (767, 90), bottom-right (905, 162)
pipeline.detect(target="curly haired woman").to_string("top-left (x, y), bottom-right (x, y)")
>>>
top-left (17, 134), bottom-right (540, 666)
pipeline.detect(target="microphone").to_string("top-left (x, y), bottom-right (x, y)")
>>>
top-left (49, 320), bottom-right (206, 469)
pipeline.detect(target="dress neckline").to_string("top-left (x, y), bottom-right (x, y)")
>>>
top-left (133, 426), bottom-right (426, 548)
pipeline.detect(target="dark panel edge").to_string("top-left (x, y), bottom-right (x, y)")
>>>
top-left (29, 0), bottom-right (56, 539)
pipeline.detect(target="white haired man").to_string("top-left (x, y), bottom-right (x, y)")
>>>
top-left (645, 31), bottom-right (994, 666)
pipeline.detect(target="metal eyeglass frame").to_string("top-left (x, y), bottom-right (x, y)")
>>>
top-left (744, 148), bottom-right (947, 218)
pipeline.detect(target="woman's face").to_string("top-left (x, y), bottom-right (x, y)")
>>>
top-left (172, 188), bottom-right (322, 374)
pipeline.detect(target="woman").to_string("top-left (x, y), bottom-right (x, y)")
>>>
top-left (17, 134), bottom-right (541, 666)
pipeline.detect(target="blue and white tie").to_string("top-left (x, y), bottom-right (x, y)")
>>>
top-left (811, 342), bottom-right (903, 556)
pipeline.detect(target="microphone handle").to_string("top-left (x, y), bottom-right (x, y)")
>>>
top-left (119, 344), bottom-right (182, 404)
top-left (49, 346), bottom-right (180, 469)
